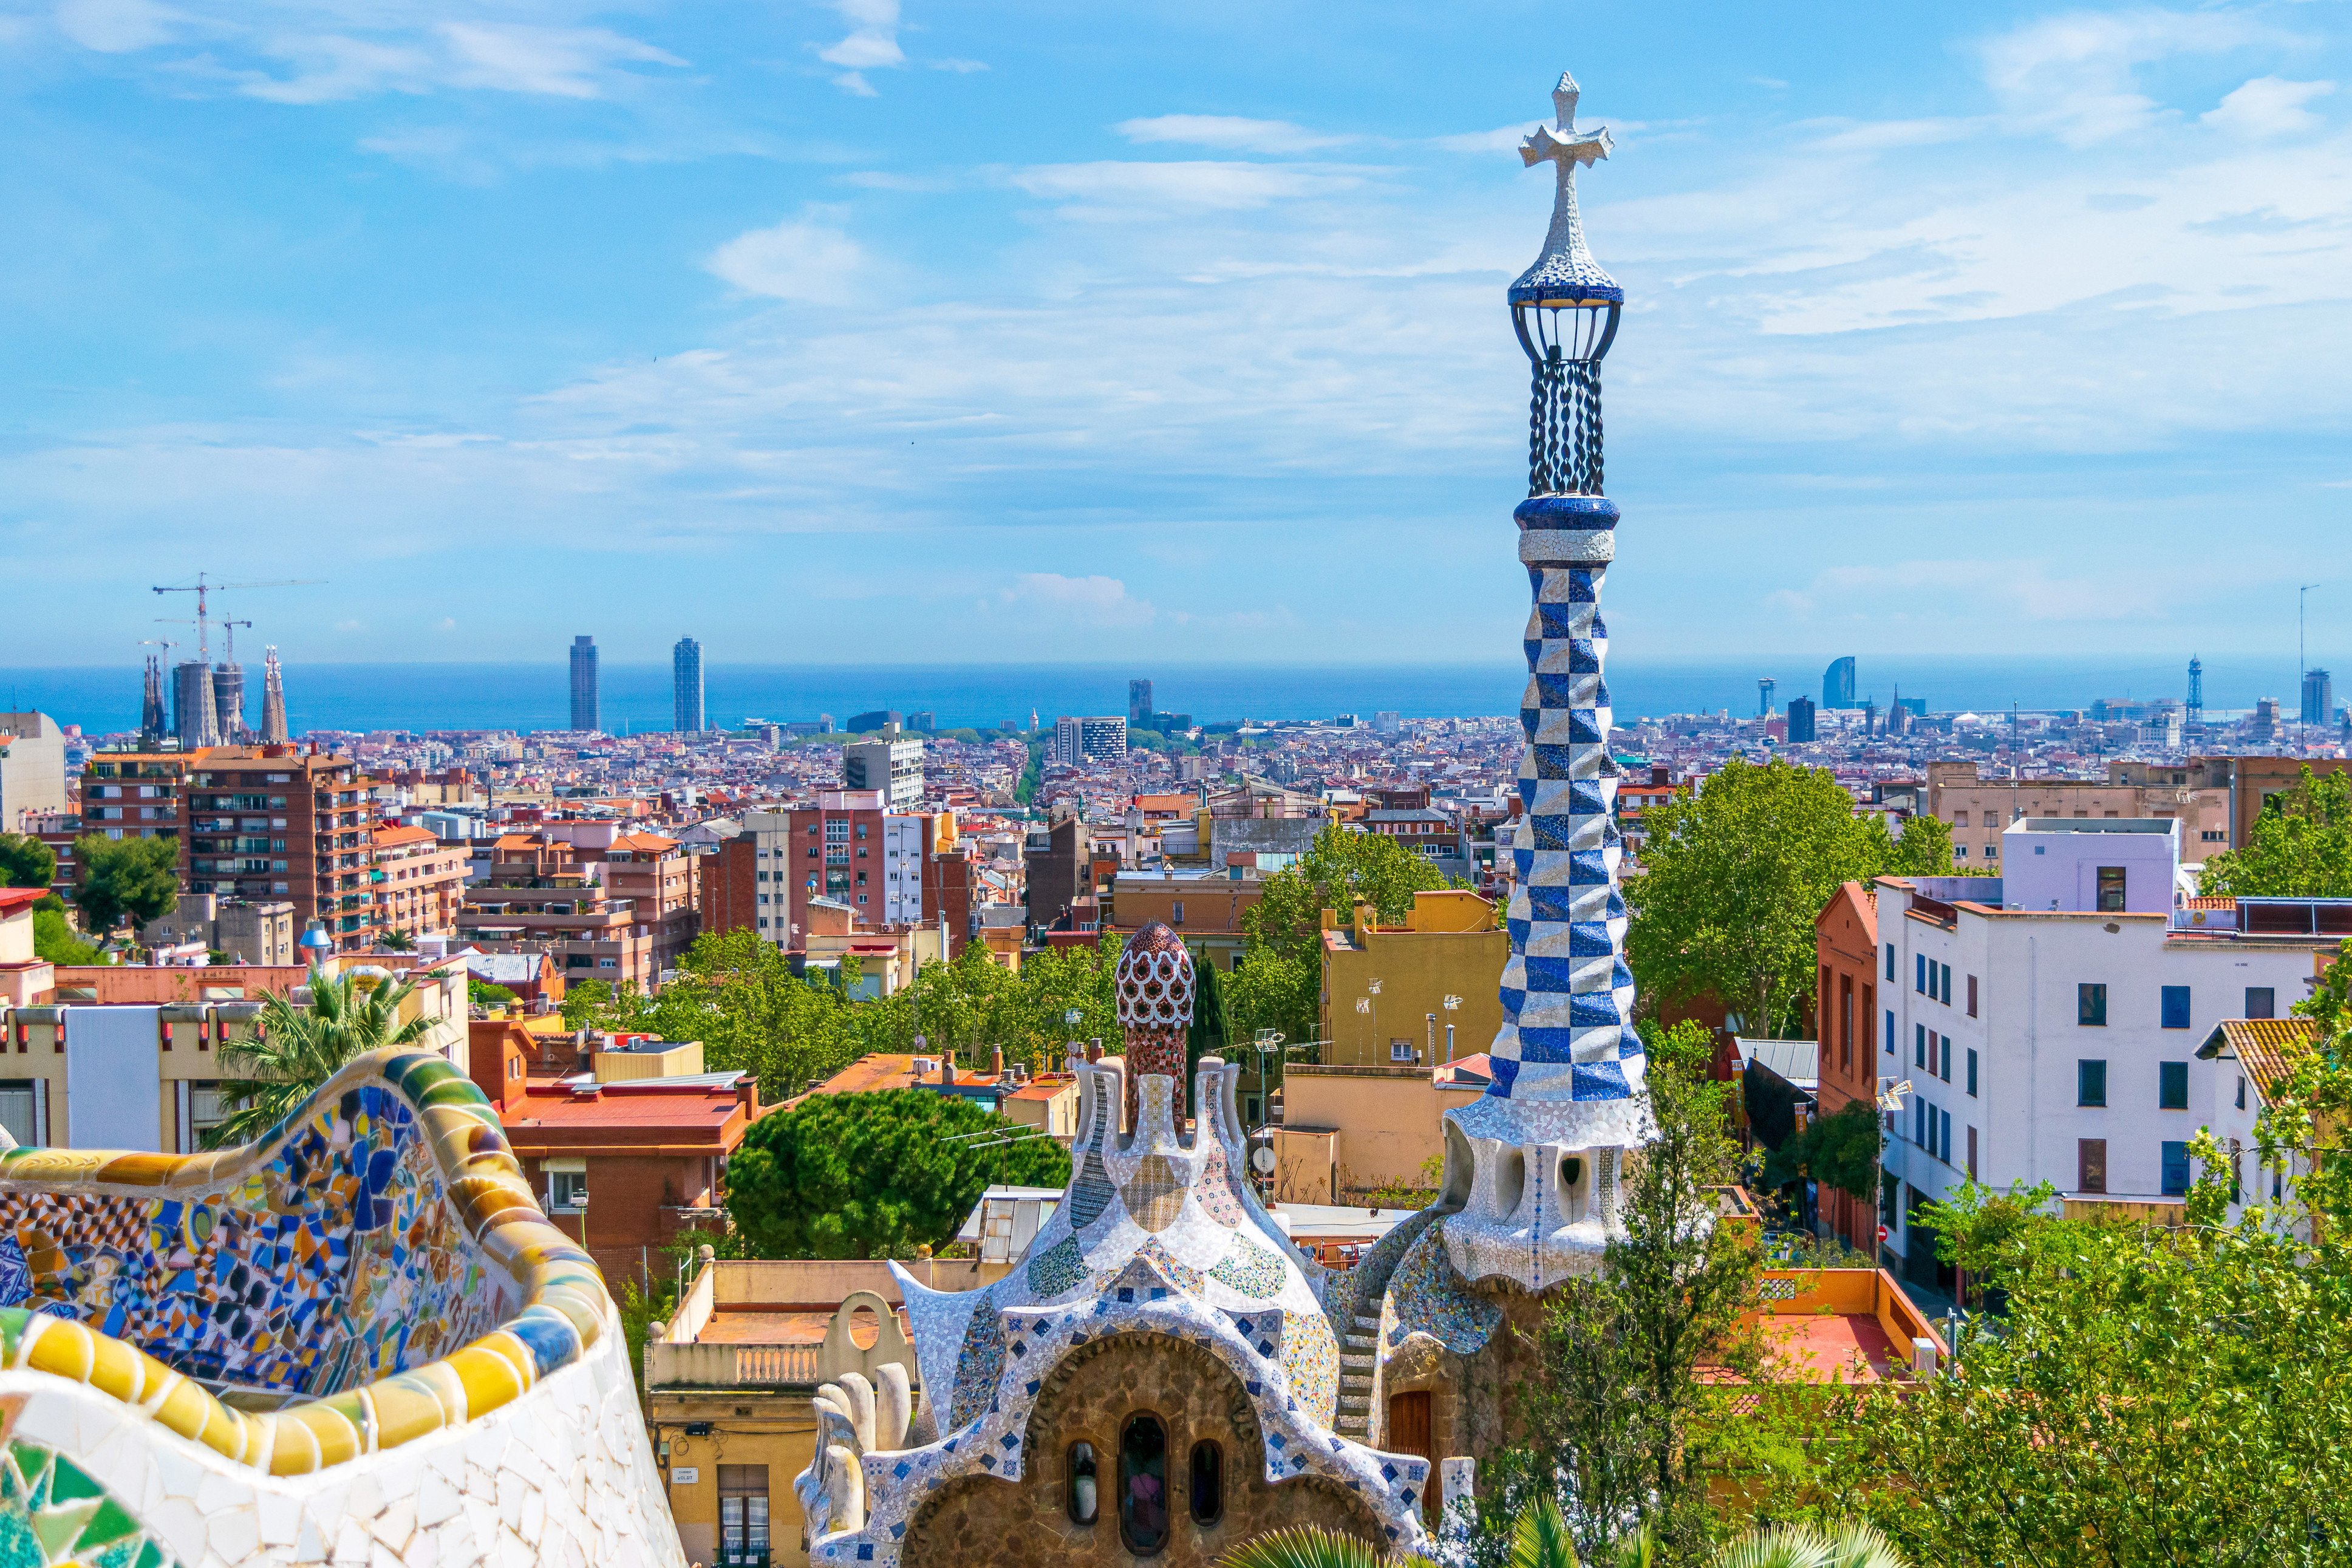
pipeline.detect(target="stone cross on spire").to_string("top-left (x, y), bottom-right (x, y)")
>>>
top-left (1510, 70), bottom-right (1621, 305)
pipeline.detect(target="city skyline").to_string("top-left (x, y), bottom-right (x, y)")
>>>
top-left (2, 3), bottom-right (2347, 666)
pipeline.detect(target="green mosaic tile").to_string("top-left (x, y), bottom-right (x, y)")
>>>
top-left (78, 1495), bottom-right (141, 1550)
top-left (0, 1512), bottom-right (42, 1568)
top-left (30, 1499), bottom-right (95, 1560)
top-left (44, 1458), bottom-right (101, 1507)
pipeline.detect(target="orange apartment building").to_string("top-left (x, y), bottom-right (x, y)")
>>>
top-left (542, 823), bottom-right (700, 974)
top-left (1814, 881), bottom-right (1883, 1255)
top-left (370, 823), bottom-right (468, 943)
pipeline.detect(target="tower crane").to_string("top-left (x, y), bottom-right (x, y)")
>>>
top-left (150, 574), bottom-right (325, 663)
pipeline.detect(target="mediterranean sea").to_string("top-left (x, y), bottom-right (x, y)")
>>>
top-left (0, 657), bottom-right (2292, 738)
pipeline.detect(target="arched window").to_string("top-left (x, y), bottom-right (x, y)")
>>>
top-left (1188, 1439), bottom-right (1223, 1525)
top-left (1118, 1414), bottom-right (1169, 1555)
top-left (1067, 1442), bottom-right (1099, 1525)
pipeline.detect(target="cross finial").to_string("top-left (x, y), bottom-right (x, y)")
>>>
top-left (1509, 67), bottom-right (1621, 307)
top-left (1522, 69), bottom-right (1612, 172)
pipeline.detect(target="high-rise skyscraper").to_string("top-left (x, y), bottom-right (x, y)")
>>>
top-left (569, 636), bottom-right (600, 733)
top-left (212, 662), bottom-right (245, 743)
top-left (261, 646), bottom-right (289, 745)
top-left (673, 637), bottom-right (705, 732)
top-left (1823, 656), bottom-right (1857, 709)
top-left (171, 660), bottom-right (220, 748)
top-left (1756, 677), bottom-right (1775, 717)
top-left (1786, 696), bottom-right (1818, 743)
top-left (1128, 679), bottom-right (1154, 724)
top-left (2302, 668), bottom-right (2333, 728)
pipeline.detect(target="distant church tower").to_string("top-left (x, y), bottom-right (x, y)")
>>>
top-left (260, 646), bottom-right (290, 745)
top-left (138, 654), bottom-right (166, 751)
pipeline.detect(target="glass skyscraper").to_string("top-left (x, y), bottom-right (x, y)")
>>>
top-left (568, 635), bottom-right (599, 733)
top-left (674, 637), bottom-right (706, 733)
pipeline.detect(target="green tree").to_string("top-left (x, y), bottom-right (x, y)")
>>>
top-left (71, 833), bottom-right (180, 938)
top-left (1471, 1022), bottom-right (1764, 1562)
top-left (1760, 1100), bottom-right (1880, 1202)
top-left (1627, 758), bottom-right (1940, 1040)
top-left (468, 978), bottom-right (517, 1010)
top-left (206, 971), bottom-right (435, 1147)
top-left (724, 1088), bottom-right (1071, 1258)
top-left (32, 908), bottom-right (99, 965)
top-left (0, 833), bottom-right (56, 890)
top-left (2201, 765), bottom-right (2352, 898)
top-left (377, 927), bottom-right (415, 952)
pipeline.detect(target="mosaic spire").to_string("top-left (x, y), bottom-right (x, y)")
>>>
top-left (1441, 70), bottom-right (1652, 1290)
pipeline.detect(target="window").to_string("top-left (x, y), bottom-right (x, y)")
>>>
top-left (1915, 953), bottom-right (1927, 994)
top-left (1172, 900), bottom-right (1185, 925)
top-left (2078, 1059), bottom-right (2108, 1108)
top-left (1914, 1097), bottom-right (1927, 1148)
top-left (1188, 1441), bottom-right (1224, 1525)
top-left (1966, 974), bottom-right (1979, 1017)
top-left (1941, 1109), bottom-right (1952, 1164)
top-left (1984, 842), bottom-right (1999, 859)
top-left (1954, 811), bottom-right (1969, 828)
top-left (2079, 1138), bottom-right (2107, 1193)
top-left (2079, 984), bottom-right (2108, 1026)
top-left (718, 1465), bottom-right (769, 1566)
top-left (2161, 1140), bottom-right (2191, 1196)
top-left (1966, 1124), bottom-right (1978, 1181)
top-left (1915, 1024), bottom-right (1926, 1068)
top-left (2096, 865), bottom-right (2127, 912)
top-left (1885, 943), bottom-right (1895, 981)
top-left (2160, 986), bottom-right (2192, 1030)
top-left (1939, 963), bottom-right (1952, 1005)
top-left (1068, 1442), bottom-right (1100, 1524)
top-left (1390, 1040), bottom-right (1414, 1063)
top-left (548, 1170), bottom-right (588, 1210)
top-left (2237, 1074), bottom-right (2247, 1110)
top-left (1966, 1048), bottom-right (1978, 1097)
top-left (2245, 987), bottom-right (2275, 1020)
top-left (0, 1082), bottom-right (37, 1148)
top-left (1884, 1009), bottom-right (1895, 1055)
top-left (1940, 1035), bottom-right (1953, 1083)
top-left (2159, 1061), bottom-right (2189, 1110)
top-left (1954, 845), bottom-right (1968, 859)
top-left (1119, 1414), bottom-right (1169, 1555)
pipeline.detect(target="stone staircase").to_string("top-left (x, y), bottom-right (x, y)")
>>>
top-left (1335, 1309), bottom-right (1383, 1440)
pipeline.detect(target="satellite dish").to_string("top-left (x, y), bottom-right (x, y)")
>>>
top-left (1250, 1146), bottom-right (1277, 1174)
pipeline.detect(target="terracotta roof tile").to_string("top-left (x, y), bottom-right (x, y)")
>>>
top-left (2202, 1017), bottom-right (2323, 1100)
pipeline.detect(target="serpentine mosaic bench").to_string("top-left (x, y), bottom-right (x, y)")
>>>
top-left (0, 1048), bottom-right (681, 1567)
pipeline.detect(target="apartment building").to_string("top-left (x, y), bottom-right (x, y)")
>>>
top-left (0, 713), bottom-right (67, 833)
top-left (1318, 890), bottom-right (1505, 1069)
top-left (542, 822), bottom-right (700, 974)
top-left (370, 823), bottom-right (468, 943)
top-left (701, 791), bottom-right (944, 948)
top-left (1923, 759), bottom-right (2234, 867)
top-left (1875, 817), bottom-right (2336, 1292)
top-left (1812, 881), bottom-right (1882, 1253)
top-left (842, 725), bottom-right (924, 808)
top-left (460, 833), bottom-right (655, 989)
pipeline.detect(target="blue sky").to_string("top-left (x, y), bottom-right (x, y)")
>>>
top-left (3, 0), bottom-right (2348, 672)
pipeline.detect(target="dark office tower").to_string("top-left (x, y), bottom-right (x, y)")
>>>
top-left (673, 637), bottom-right (706, 733)
top-left (1823, 656), bottom-right (1857, 709)
top-left (212, 662), bottom-right (245, 743)
top-left (1786, 696), bottom-right (1817, 743)
top-left (569, 636), bottom-right (600, 733)
top-left (2303, 668), bottom-right (2334, 728)
top-left (171, 660), bottom-right (220, 748)
top-left (1129, 679), bottom-right (1154, 724)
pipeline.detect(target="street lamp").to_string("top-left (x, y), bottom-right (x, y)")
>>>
top-left (1873, 1076), bottom-right (1912, 1270)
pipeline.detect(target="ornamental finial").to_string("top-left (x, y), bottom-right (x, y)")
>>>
top-left (1510, 69), bottom-right (1620, 307)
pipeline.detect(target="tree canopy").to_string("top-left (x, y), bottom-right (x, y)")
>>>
top-left (32, 908), bottom-right (99, 966)
top-left (1759, 1099), bottom-right (1880, 1202)
top-left (0, 833), bottom-right (55, 890)
top-left (725, 1088), bottom-right (1070, 1259)
top-left (208, 970), bottom-right (434, 1147)
top-left (2200, 765), bottom-right (2352, 898)
top-left (70, 832), bottom-right (179, 936)
top-left (1626, 757), bottom-right (1951, 1039)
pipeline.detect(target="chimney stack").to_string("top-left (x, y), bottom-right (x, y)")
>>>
top-left (991, 1046), bottom-right (1006, 1077)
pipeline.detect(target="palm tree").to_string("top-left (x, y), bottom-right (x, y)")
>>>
top-left (1713, 1523), bottom-right (1904, 1568)
top-left (204, 968), bottom-right (434, 1148)
top-left (378, 927), bottom-right (416, 952)
top-left (1217, 1525), bottom-right (1436, 1568)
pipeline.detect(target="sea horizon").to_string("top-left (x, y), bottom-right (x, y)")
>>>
top-left (0, 655), bottom-right (2291, 738)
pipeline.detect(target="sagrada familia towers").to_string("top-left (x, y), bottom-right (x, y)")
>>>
top-left (792, 70), bottom-right (1658, 1567)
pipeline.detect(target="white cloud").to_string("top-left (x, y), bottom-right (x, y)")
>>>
top-left (1976, 8), bottom-right (2272, 146)
top-left (819, 0), bottom-right (901, 92)
top-left (2203, 77), bottom-right (2336, 138)
top-left (436, 23), bottom-right (683, 99)
top-left (1011, 160), bottom-right (1371, 213)
top-left (1768, 558), bottom-right (2167, 624)
top-left (996, 574), bottom-right (1156, 626)
top-left (705, 214), bottom-right (868, 304)
top-left (53, 0), bottom-right (176, 53)
top-left (1116, 115), bottom-right (1352, 154)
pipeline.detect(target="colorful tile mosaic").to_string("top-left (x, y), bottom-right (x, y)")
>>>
top-left (0, 1048), bottom-right (681, 1567)
top-left (1120, 1154), bottom-right (1185, 1233)
top-left (1385, 1222), bottom-right (1501, 1355)
top-left (1208, 1238), bottom-right (1288, 1298)
top-left (1022, 1236), bottom-right (1087, 1300)
top-left (0, 1433), bottom-right (180, 1568)
top-left (944, 1298), bottom-right (1006, 1432)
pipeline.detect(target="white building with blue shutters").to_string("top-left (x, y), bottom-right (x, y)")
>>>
top-left (1875, 817), bottom-right (2337, 1292)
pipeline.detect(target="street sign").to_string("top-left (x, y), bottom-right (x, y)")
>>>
top-left (1877, 1225), bottom-right (1890, 1245)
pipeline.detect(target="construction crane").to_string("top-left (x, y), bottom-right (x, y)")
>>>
top-left (150, 573), bottom-right (325, 662)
